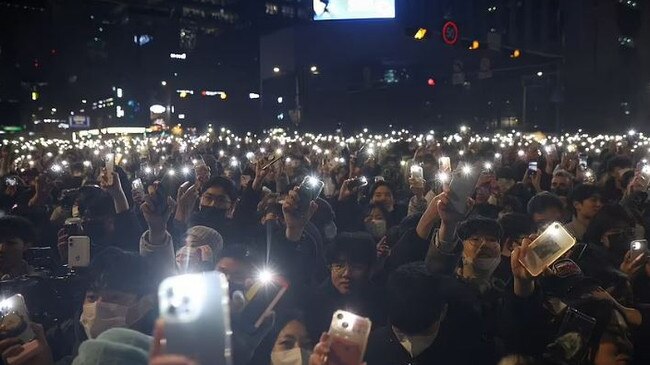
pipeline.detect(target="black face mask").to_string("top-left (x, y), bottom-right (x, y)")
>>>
top-left (199, 206), bottom-right (227, 219)
top-left (551, 188), bottom-right (571, 197)
top-left (607, 231), bottom-right (636, 262)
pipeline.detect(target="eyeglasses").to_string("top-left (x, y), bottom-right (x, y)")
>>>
top-left (465, 236), bottom-right (500, 247)
top-left (201, 193), bottom-right (231, 206)
top-left (330, 262), bottom-right (367, 274)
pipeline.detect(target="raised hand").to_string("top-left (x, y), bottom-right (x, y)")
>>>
top-left (511, 235), bottom-right (537, 297)
top-left (283, 187), bottom-right (318, 241)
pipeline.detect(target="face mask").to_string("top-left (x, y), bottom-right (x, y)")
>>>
top-left (270, 347), bottom-right (311, 365)
top-left (462, 255), bottom-right (501, 279)
top-left (176, 245), bottom-right (213, 273)
top-left (199, 206), bottom-right (227, 218)
top-left (80, 302), bottom-right (129, 339)
top-left (365, 219), bottom-right (387, 239)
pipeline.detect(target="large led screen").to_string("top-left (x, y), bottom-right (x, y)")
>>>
top-left (313, 0), bottom-right (395, 21)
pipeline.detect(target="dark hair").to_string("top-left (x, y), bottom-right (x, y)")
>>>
top-left (583, 205), bottom-right (635, 245)
top-left (364, 203), bottom-right (389, 220)
top-left (569, 184), bottom-right (601, 206)
top-left (0, 215), bottom-right (36, 244)
top-left (496, 167), bottom-right (516, 181)
top-left (369, 181), bottom-right (393, 198)
top-left (386, 263), bottom-right (447, 334)
top-left (204, 176), bottom-right (237, 201)
top-left (217, 244), bottom-right (256, 266)
top-left (606, 156), bottom-right (632, 173)
top-left (77, 185), bottom-right (115, 219)
top-left (527, 192), bottom-right (564, 216)
top-left (455, 217), bottom-right (503, 242)
top-left (498, 213), bottom-right (536, 242)
top-left (88, 247), bottom-right (154, 297)
top-left (501, 194), bottom-right (525, 214)
top-left (620, 170), bottom-right (635, 191)
top-left (326, 232), bottom-right (375, 267)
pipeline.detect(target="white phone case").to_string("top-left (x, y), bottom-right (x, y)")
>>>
top-left (521, 223), bottom-right (576, 276)
top-left (0, 294), bottom-right (36, 343)
top-left (158, 272), bottom-right (232, 365)
top-left (328, 310), bottom-right (372, 365)
top-left (68, 236), bottom-right (91, 268)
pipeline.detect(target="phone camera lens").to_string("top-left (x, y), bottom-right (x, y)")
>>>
top-left (168, 305), bottom-right (177, 315)
top-left (166, 288), bottom-right (174, 298)
top-left (342, 322), bottom-right (349, 329)
top-left (336, 313), bottom-right (343, 320)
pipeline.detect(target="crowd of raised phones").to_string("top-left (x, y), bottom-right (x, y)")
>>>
top-left (0, 127), bottom-right (649, 365)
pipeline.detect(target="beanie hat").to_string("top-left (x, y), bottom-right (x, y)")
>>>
top-left (186, 225), bottom-right (224, 253)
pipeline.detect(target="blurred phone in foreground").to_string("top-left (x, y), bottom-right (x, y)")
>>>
top-left (448, 165), bottom-right (480, 216)
top-left (438, 156), bottom-right (451, 172)
top-left (131, 178), bottom-right (145, 197)
top-left (327, 310), bottom-right (372, 365)
top-left (520, 223), bottom-right (576, 276)
top-left (545, 307), bottom-right (596, 365)
top-left (68, 236), bottom-right (91, 268)
top-left (158, 272), bottom-right (232, 365)
top-left (242, 272), bottom-right (289, 329)
top-left (0, 294), bottom-right (36, 343)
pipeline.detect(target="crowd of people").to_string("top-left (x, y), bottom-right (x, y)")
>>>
top-left (0, 126), bottom-right (649, 365)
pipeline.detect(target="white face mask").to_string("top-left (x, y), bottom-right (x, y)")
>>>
top-left (80, 301), bottom-right (129, 339)
top-left (270, 347), bottom-right (311, 365)
top-left (462, 255), bottom-right (501, 279)
top-left (365, 219), bottom-right (387, 239)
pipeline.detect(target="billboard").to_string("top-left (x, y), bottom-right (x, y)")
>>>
top-left (313, 0), bottom-right (395, 21)
top-left (69, 115), bottom-right (90, 128)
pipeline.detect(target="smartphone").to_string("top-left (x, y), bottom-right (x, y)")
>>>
top-left (630, 239), bottom-right (648, 260)
top-left (347, 177), bottom-right (368, 191)
top-left (158, 272), bottom-right (232, 365)
top-left (545, 307), bottom-right (597, 365)
top-left (438, 156), bottom-right (451, 172)
top-left (373, 176), bottom-right (384, 183)
top-left (297, 176), bottom-right (324, 211)
top-left (68, 236), bottom-right (91, 268)
top-left (528, 161), bottom-right (538, 174)
top-left (448, 165), bottom-right (480, 216)
top-left (5, 177), bottom-right (17, 187)
top-left (105, 154), bottom-right (114, 185)
top-left (410, 165), bottom-right (424, 180)
top-left (578, 154), bottom-right (588, 170)
top-left (327, 310), bottom-right (372, 365)
top-left (520, 223), bottom-right (577, 276)
top-left (0, 294), bottom-right (36, 343)
top-left (241, 274), bottom-right (289, 329)
top-left (132, 178), bottom-right (145, 197)
top-left (583, 169), bottom-right (596, 184)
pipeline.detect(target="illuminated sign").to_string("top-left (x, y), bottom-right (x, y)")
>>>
top-left (442, 21), bottom-right (459, 46)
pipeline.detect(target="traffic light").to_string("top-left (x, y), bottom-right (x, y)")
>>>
top-left (469, 40), bottom-right (480, 50)
top-left (427, 78), bottom-right (437, 87)
top-left (510, 49), bottom-right (521, 58)
top-left (411, 28), bottom-right (429, 40)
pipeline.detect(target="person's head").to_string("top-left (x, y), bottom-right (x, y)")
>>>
top-left (77, 185), bottom-right (117, 242)
top-left (270, 315), bottom-right (312, 365)
top-left (81, 248), bottom-right (155, 339)
top-left (176, 225), bottom-right (223, 273)
top-left (363, 204), bottom-right (389, 240)
top-left (386, 263), bottom-right (448, 336)
top-left (199, 176), bottom-right (236, 212)
top-left (456, 218), bottom-right (503, 279)
top-left (369, 181), bottom-right (394, 211)
top-left (194, 162), bottom-right (211, 187)
top-left (527, 192), bottom-right (565, 230)
top-left (551, 170), bottom-right (574, 197)
top-left (570, 184), bottom-right (603, 221)
top-left (606, 156), bottom-right (632, 180)
top-left (498, 213), bottom-right (536, 256)
top-left (215, 244), bottom-right (255, 290)
top-left (495, 167), bottom-right (516, 194)
top-left (0, 216), bottom-right (36, 274)
top-left (326, 233), bottom-right (375, 295)
top-left (583, 205), bottom-right (636, 263)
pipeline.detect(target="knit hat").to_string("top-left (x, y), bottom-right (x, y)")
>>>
top-left (186, 225), bottom-right (224, 253)
top-left (72, 328), bottom-right (150, 365)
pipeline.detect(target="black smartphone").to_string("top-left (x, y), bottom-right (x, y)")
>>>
top-left (241, 273), bottom-right (289, 330)
top-left (297, 176), bottom-right (324, 211)
top-left (448, 165), bottom-right (480, 215)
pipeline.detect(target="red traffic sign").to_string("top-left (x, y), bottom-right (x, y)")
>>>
top-left (442, 21), bottom-right (459, 46)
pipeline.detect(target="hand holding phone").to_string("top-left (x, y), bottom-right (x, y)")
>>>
top-left (297, 176), bottom-right (324, 211)
top-left (410, 165), bottom-right (424, 180)
top-left (327, 310), bottom-right (372, 365)
top-left (448, 164), bottom-right (480, 216)
top-left (630, 239), bottom-right (648, 260)
top-left (0, 295), bottom-right (36, 344)
top-left (519, 223), bottom-right (576, 276)
top-left (438, 157), bottom-right (451, 173)
top-left (105, 154), bottom-right (114, 185)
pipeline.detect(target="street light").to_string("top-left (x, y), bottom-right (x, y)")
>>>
top-left (310, 65), bottom-right (319, 74)
top-left (536, 71), bottom-right (544, 77)
top-left (161, 81), bottom-right (167, 86)
top-left (273, 66), bottom-right (280, 73)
